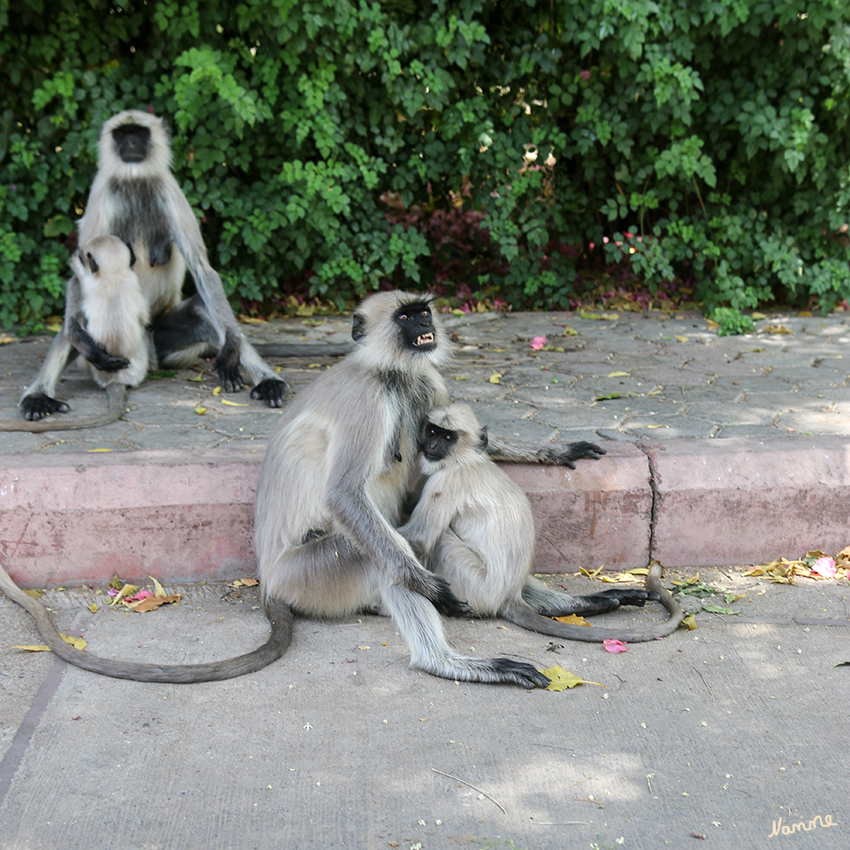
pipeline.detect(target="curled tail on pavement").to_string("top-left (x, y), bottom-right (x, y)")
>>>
top-left (0, 561), bottom-right (292, 683)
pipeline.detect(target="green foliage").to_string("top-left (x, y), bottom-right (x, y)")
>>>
top-left (1, 0), bottom-right (849, 330)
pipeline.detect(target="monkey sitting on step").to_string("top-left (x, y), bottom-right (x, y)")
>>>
top-left (398, 403), bottom-right (684, 642)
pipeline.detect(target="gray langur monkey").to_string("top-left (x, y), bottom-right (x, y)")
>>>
top-left (398, 403), bottom-right (684, 642)
top-left (254, 290), bottom-right (579, 688)
top-left (17, 109), bottom-right (286, 426)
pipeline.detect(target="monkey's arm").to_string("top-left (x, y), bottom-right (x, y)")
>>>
top-left (398, 479), bottom-right (458, 558)
top-left (167, 184), bottom-right (286, 405)
top-left (486, 436), bottom-right (606, 469)
top-left (325, 428), bottom-right (469, 617)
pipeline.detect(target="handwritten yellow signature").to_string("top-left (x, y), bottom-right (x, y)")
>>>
top-left (769, 814), bottom-right (838, 837)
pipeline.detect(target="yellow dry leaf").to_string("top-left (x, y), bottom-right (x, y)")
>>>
top-left (705, 319), bottom-right (719, 329)
top-left (87, 448), bottom-right (113, 453)
top-left (563, 327), bottom-right (578, 336)
top-left (14, 634), bottom-right (87, 652)
top-left (0, 333), bottom-right (16, 344)
top-left (195, 406), bottom-right (207, 415)
top-left (765, 324), bottom-right (792, 335)
top-left (240, 578), bottom-right (259, 587)
top-left (308, 363), bottom-right (322, 369)
top-left (752, 311), bottom-right (767, 320)
top-left (238, 315), bottom-right (266, 324)
top-left (212, 386), bottom-right (221, 395)
top-left (579, 565), bottom-right (605, 579)
top-left (797, 311), bottom-right (812, 317)
top-left (150, 576), bottom-right (167, 597)
top-left (553, 614), bottom-right (591, 626)
top-left (488, 372), bottom-right (503, 384)
top-left (607, 371), bottom-right (630, 378)
top-left (24, 588), bottom-right (45, 599)
top-left (675, 335), bottom-right (688, 343)
top-left (221, 399), bottom-right (250, 407)
top-left (682, 613), bottom-right (698, 630)
top-left (88, 603), bottom-right (99, 613)
top-left (542, 666), bottom-right (605, 691)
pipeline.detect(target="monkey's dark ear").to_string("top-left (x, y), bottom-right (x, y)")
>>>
top-left (125, 242), bottom-right (137, 268)
top-left (478, 426), bottom-right (489, 453)
top-left (87, 252), bottom-right (99, 274)
top-left (351, 313), bottom-right (366, 343)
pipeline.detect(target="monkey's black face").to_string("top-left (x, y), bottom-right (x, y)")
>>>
top-left (420, 422), bottom-right (457, 462)
top-left (395, 302), bottom-right (436, 352)
top-left (112, 124), bottom-right (151, 164)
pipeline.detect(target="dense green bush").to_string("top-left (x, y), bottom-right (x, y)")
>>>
top-left (1, 0), bottom-right (849, 331)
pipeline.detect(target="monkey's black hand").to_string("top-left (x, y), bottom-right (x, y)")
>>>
top-left (591, 588), bottom-right (660, 608)
top-left (251, 378), bottom-right (288, 408)
top-left (423, 573), bottom-right (473, 618)
top-left (21, 393), bottom-right (70, 421)
top-left (540, 440), bottom-right (607, 469)
top-left (87, 343), bottom-right (131, 373)
top-left (492, 658), bottom-right (551, 689)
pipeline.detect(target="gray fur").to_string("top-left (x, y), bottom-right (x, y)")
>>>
top-left (254, 291), bottom-right (550, 688)
top-left (400, 403), bottom-right (684, 642)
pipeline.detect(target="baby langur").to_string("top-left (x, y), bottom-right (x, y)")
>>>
top-left (399, 404), bottom-right (684, 642)
top-left (0, 236), bottom-right (152, 433)
top-left (70, 236), bottom-right (153, 392)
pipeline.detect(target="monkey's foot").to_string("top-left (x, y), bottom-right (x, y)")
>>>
top-left (251, 377), bottom-right (288, 408)
top-left (20, 393), bottom-right (70, 421)
top-left (215, 363), bottom-right (246, 393)
top-left (491, 658), bottom-right (551, 689)
top-left (537, 440), bottom-right (607, 469)
top-left (587, 588), bottom-right (660, 609)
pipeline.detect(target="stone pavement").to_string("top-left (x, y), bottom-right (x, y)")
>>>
top-left (0, 307), bottom-right (848, 849)
top-left (0, 308), bottom-right (848, 585)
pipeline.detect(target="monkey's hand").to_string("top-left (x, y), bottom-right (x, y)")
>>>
top-left (87, 343), bottom-right (131, 373)
top-left (404, 564), bottom-right (472, 617)
top-left (20, 393), bottom-right (71, 421)
top-left (251, 378), bottom-right (288, 408)
top-left (536, 440), bottom-right (607, 469)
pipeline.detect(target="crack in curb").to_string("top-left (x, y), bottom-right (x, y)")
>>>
top-left (636, 441), bottom-right (659, 562)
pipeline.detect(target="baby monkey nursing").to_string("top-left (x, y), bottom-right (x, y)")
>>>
top-left (401, 403), bottom-right (685, 642)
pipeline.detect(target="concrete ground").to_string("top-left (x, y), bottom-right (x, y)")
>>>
top-left (0, 307), bottom-right (848, 848)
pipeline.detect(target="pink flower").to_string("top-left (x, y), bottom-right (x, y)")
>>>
top-left (603, 639), bottom-right (628, 653)
top-left (580, 70), bottom-right (591, 80)
top-left (530, 336), bottom-right (547, 350)
top-left (811, 557), bottom-right (836, 578)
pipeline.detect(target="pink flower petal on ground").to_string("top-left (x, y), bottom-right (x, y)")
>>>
top-left (530, 336), bottom-right (547, 350)
top-left (603, 639), bottom-right (628, 653)
top-left (811, 557), bottom-right (836, 578)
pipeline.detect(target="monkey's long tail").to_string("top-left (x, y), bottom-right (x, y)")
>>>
top-left (502, 561), bottom-right (686, 643)
top-left (0, 383), bottom-right (127, 432)
top-left (0, 560), bottom-right (294, 683)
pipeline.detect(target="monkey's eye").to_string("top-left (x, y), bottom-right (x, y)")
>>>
top-left (444, 434), bottom-right (454, 442)
top-left (398, 313), bottom-right (409, 322)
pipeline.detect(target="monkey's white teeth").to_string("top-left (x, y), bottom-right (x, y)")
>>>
top-left (415, 333), bottom-right (435, 346)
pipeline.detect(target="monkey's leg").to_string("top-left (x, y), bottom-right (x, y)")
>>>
top-left (152, 295), bottom-right (288, 406)
top-left (487, 436), bottom-right (607, 469)
top-left (379, 578), bottom-right (549, 689)
top-left (521, 575), bottom-right (658, 616)
top-left (502, 564), bottom-right (684, 643)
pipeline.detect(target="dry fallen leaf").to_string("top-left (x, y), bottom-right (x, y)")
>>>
top-left (14, 633), bottom-right (87, 652)
top-left (542, 666), bottom-right (605, 691)
top-left (553, 613), bottom-right (591, 626)
top-left (129, 593), bottom-right (182, 612)
top-left (108, 584), bottom-right (139, 606)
